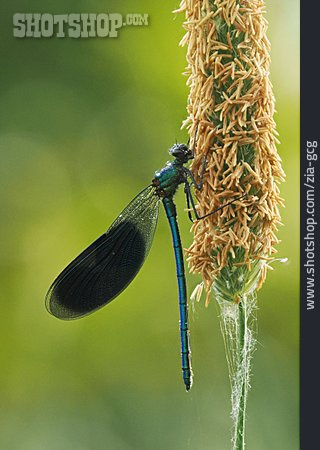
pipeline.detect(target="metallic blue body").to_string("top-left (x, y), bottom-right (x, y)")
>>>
top-left (153, 161), bottom-right (193, 391)
top-left (47, 142), bottom-right (198, 392)
top-left (162, 198), bottom-right (192, 390)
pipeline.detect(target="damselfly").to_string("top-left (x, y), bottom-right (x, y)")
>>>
top-left (46, 142), bottom-right (245, 390)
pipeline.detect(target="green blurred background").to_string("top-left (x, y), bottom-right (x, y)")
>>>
top-left (0, 1), bottom-right (299, 449)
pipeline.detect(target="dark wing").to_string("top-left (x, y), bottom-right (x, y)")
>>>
top-left (46, 185), bottom-right (160, 320)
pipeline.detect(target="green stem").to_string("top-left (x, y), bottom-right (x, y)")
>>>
top-left (217, 291), bottom-right (255, 450)
top-left (234, 298), bottom-right (247, 450)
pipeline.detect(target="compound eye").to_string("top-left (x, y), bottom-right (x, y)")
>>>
top-left (169, 144), bottom-right (182, 156)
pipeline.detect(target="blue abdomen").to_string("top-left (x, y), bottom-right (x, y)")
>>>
top-left (162, 197), bottom-right (193, 390)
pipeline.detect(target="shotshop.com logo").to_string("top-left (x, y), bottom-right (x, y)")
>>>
top-left (13, 13), bottom-right (149, 38)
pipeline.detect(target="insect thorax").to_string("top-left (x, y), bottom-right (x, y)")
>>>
top-left (152, 162), bottom-right (183, 198)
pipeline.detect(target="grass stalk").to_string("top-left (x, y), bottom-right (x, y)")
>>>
top-left (175, 0), bottom-right (285, 448)
top-left (235, 298), bottom-right (248, 449)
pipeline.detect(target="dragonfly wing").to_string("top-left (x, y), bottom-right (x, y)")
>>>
top-left (46, 185), bottom-right (160, 320)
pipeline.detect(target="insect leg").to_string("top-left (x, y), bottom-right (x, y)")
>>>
top-left (184, 154), bottom-right (208, 190)
top-left (184, 181), bottom-right (201, 221)
top-left (184, 183), bottom-right (195, 223)
top-left (184, 179), bottom-right (247, 221)
top-left (196, 193), bottom-right (247, 220)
